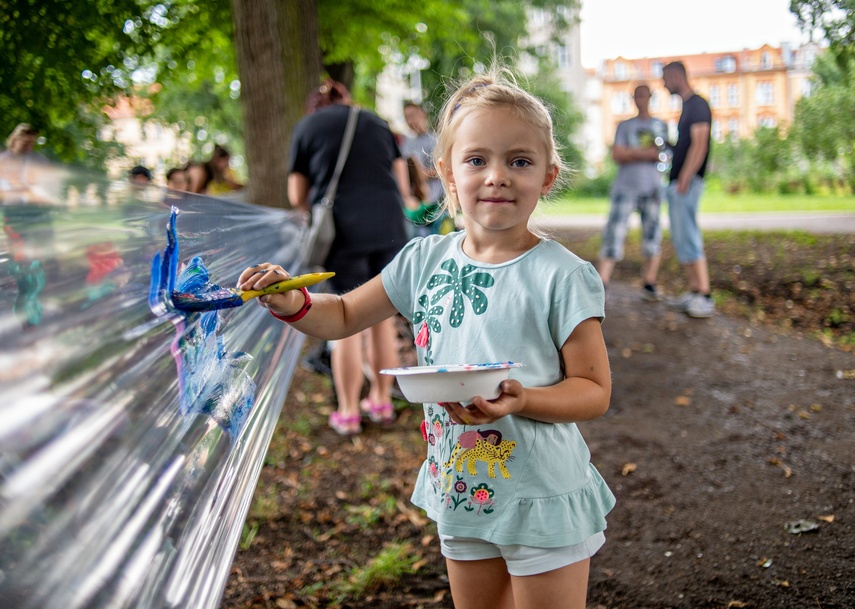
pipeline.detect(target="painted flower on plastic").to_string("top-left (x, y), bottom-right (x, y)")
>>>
top-left (454, 479), bottom-right (468, 494)
top-left (431, 415), bottom-right (444, 438)
top-left (428, 433), bottom-right (436, 446)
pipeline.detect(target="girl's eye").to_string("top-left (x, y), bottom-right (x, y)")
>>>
top-left (467, 157), bottom-right (485, 167)
top-left (511, 159), bottom-right (531, 168)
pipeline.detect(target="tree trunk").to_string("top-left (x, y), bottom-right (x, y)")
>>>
top-left (231, 0), bottom-right (289, 208)
top-left (280, 0), bottom-right (322, 147)
top-left (232, 0), bottom-right (321, 209)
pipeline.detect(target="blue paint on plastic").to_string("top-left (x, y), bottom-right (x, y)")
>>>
top-left (149, 207), bottom-right (256, 441)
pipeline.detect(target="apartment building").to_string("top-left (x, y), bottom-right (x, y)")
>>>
top-left (595, 43), bottom-right (820, 163)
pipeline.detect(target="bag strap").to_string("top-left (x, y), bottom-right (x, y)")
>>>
top-left (320, 105), bottom-right (359, 209)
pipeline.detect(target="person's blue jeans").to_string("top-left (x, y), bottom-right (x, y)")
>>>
top-left (666, 177), bottom-right (705, 264)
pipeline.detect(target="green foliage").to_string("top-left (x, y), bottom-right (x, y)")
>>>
top-left (709, 125), bottom-right (805, 194)
top-left (137, 0), bottom-right (243, 164)
top-left (0, 0), bottom-right (151, 165)
top-left (790, 0), bottom-right (855, 73)
top-left (526, 59), bottom-right (586, 180)
top-left (2, 0), bottom-right (583, 174)
top-left (563, 228), bottom-right (855, 349)
top-left (0, 0), bottom-right (241, 167)
top-left (336, 542), bottom-right (420, 597)
top-left (788, 1), bottom-right (855, 189)
top-left (571, 157), bottom-right (618, 197)
top-left (791, 53), bottom-right (855, 190)
top-left (239, 521), bottom-right (259, 550)
top-left (319, 0), bottom-right (466, 77)
top-left (419, 1), bottom-right (578, 112)
top-left (247, 479), bottom-right (281, 521)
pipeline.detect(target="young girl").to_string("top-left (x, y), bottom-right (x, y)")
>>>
top-left (238, 70), bottom-right (615, 609)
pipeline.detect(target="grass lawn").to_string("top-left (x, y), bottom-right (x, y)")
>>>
top-left (546, 192), bottom-right (855, 216)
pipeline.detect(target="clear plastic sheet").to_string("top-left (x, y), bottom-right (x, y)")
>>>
top-left (0, 164), bottom-right (307, 609)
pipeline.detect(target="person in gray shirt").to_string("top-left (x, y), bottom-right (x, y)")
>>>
top-left (596, 84), bottom-right (668, 301)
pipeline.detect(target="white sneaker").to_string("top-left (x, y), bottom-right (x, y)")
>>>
top-left (685, 293), bottom-right (716, 318)
top-left (667, 291), bottom-right (695, 312)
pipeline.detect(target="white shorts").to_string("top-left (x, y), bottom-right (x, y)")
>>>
top-left (439, 531), bottom-right (605, 577)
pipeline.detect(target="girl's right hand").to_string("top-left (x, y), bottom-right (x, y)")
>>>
top-left (237, 263), bottom-right (302, 316)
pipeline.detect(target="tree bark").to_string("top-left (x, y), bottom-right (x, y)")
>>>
top-left (231, 0), bottom-right (321, 208)
top-left (280, 0), bottom-right (321, 143)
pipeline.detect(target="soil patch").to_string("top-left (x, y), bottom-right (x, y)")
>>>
top-left (221, 230), bottom-right (855, 609)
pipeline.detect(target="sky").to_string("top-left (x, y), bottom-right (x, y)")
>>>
top-left (579, 0), bottom-right (812, 68)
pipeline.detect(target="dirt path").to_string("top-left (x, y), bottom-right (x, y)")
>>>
top-left (222, 273), bottom-right (855, 609)
top-left (587, 281), bottom-right (855, 608)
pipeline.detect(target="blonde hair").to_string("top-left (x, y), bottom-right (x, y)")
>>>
top-left (6, 123), bottom-right (38, 150)
top-left (433, 68), bottom-right (566, 217)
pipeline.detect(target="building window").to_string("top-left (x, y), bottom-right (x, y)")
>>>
top-left (716, 55), bottom-right (737, 73)
top-left (761, 51), bottom-right (772, 69)
top-left (758, 115), bottom-right (777, 128)
top-left (712, 120), bottom-right (723, 142)
top-left (614, 61), bottom-right (628, 80)
top-left (756, 81), bottom-right (774, 106)
top-left (728, 118), bottom-right (739, 139)
top-left (727, 84), bottom-right (739, 107)
top-left (800, 78), bottom-right (813, 98)
top-left (555, 44), bottom-right (570, 69)
top-left (611, 91), bottom-right (631, 115)
top-left (710, 85), bottom-right (720, 108)
top-left (651, 61), bottom-right (663, 77)
top-left (650, 90), bottom-right (660, 110)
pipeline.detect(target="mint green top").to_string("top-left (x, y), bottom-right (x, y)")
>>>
top-left (381, 231), bottom-right (616, 547)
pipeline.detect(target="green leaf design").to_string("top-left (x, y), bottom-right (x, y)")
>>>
top-left (427, 258), bottom-right (495, 328)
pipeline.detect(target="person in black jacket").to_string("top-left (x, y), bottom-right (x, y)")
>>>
top-left (289, 80), bottom-right (417, 434)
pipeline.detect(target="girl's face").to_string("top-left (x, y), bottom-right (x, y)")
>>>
top-left (441, 106), bottom-right (558, 236)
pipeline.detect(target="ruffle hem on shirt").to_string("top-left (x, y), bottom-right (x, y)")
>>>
top-left (412, 462), bottom-right (616, 548)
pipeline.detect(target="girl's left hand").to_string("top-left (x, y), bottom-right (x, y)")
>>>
top-left (441, 380), bottom-right (525, 425)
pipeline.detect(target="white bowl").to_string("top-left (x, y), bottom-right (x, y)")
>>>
top-left (381, 362), bottom-right (524, 403)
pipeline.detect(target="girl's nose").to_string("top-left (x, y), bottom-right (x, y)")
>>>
top-left (485, 165), bottom-right (509, 187)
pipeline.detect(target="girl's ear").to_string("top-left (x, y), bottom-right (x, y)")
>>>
top-left (438, 158), bottom-right (456, 194)
top-left (541, 165), bottom-right (559, 196)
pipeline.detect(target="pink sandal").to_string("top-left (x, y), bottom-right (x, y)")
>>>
top-left (329, 412), bottom-right (362, 435)
top-left (360, 399), bottom-right (396, 424)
